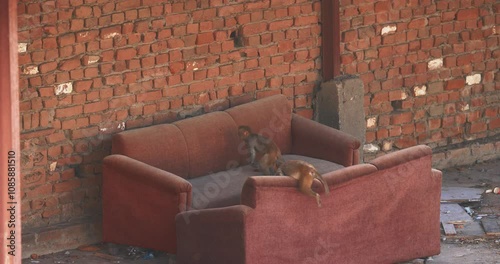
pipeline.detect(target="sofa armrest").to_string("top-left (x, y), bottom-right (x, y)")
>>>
top-left (102, 154), bottom-right (192, 253)
top-left (240, 164), bottom-right (377, 208)
top-left (291, 114), bottom-right (361, 166)
top-left (241, 176), bottom-right (299, 208)
top-left (176, 205), bottom-right (253, 264)
top-left (103, 154), bottom-right (192, 194)
top-left (369, 145), bottom-right (432, 170)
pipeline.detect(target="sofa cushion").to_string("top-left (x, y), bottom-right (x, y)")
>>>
top-left (188, 154), bottom-right (344, 209)
top-left (226, 94), bottom-right (293, 156)
top-left (174, 111), bottom-right (242, 179)
top-left (112, 124), bottom-right (190, 178)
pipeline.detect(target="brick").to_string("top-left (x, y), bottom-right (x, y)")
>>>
top-left (191, 8), bottom-right (215, 21)
top-left (217, 75), bottom-right (238, 87)
top-left (196, 32), bottom-right (214, 45)
top-left (269, 19), bottom-right (293, 31)
top-left (116, 48), bottom-right (136, 60)
top-left (59, 58), bottom-right (81, 71)
top-left (445, 79), bottom-right (465, 90)
top-left (484, 107), bottom-right (498, 118)
top-left (54, 179), bottom-right (81, 193)
top-left (391, 112), bottom-right (413, 125)
top-left (378, 46), bottom-right (393, 57)
top-left (442, 116), bottom-right (455, 128)
top-left (265, 65), bottom-right (289, 77)
top-left (39, 61), bottom-right (57, 73)
top-left (137, 90), bottom-right (162, 102)
top-left (167, 38), bottom-right (184, 49)
top-left (75, 6), bottom-right (92, 18)
top-left (295, 83), bottom-right (314, 95)
top-left (256, 89), bottom-right (281, 99)
top-left (73, 80), bottom-right (93, 93)
top-left (490, 118), bottom-right (500, 130)
top-left (242, 22), bottom-right (267, 35)
top-left (46, 131), bottom-right (66, 144)
top-left (84, 101), bottom-right (108, 113)
top-left (105, 75), bottom-right (123, 85)
top-left (70, 127), bottom-right (98, 140)
top-left (141, 56), bottom-right (155, 68)
top-left (470, 121), bottom-right (487, 133)
top-left (166, 13), bottom-right (189, 25)
top-left (58, 33), bottom-right (75, 46)
top-left (189, 80), bottom-right (215, 93)
top-left (116, 0), bottom-right (140, 11)
top-left (374, 1), bottom-right (390, 13)
top-left (394, 137), bottom-right (417, 149)
top-left (294, 15), bottom-right (318, 26)
top-left (457, 8), bottom-right (479, 21)
top-left (169, 62), bottom-right (184, 74)
top-left (408, 17), bottom-right (428, 29)
top-left (24, 183), bottom-right (54, 200)
top-left (76, 30), bottom-right (99, 43)
top-left (110, 95), bottom-right (136, 108)
top-left (389, 90), bottom-right (408, 101)
top-left (240, 69), bottom-right (265, 81)
top-left (82, 55), bottom-right (100, 66)
top-left (55, 106), bottom-right (83, 118)
top-left (371, 91), bottom-right (389, 104)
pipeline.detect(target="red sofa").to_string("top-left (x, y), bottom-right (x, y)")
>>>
top-left (102, 95), bottom-right (442, 263)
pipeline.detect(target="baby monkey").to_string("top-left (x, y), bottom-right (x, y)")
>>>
top-left (238, 125), bottom-right (283, 175)
top-left (277, 160), bottom-right (329, 207)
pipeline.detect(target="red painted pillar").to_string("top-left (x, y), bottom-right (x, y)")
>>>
top-left (321, 0), bottom-right (341, 81)
top-left (0, 0), bottom-right (22, 262)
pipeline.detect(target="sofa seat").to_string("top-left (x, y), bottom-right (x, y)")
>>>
top-left (189, 154), bottom-right (345, 209)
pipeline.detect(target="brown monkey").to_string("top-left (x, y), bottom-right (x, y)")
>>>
top-left (277, 160), bottom-right (329, 207)
top-left (238, 125), bottom-right (284, 175)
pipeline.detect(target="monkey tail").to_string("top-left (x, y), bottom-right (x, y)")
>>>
top-left (315, 172), bottom-right (330, 195)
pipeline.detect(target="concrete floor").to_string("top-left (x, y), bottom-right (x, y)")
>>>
top-left (23, 159), bottom-right (500, 264)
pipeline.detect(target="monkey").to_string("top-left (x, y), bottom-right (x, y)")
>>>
top-left (276, 160), bottom-right (329, 207)
top-left (238, 125), bottom-right (284, 175)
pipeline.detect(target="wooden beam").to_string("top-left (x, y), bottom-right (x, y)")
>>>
top-left (0, 0), bottom-right (22, 262)
top-left (321, 0), bottom-right (341, 81)
top-left (441, 222), bottom-right (457, 236)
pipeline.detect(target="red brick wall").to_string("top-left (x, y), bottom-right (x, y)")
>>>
top-left (18, 0), bottom-right (321, 228)
top-left (339, 0), bottom-right (499, 159)
top-left (17, 0), bottom-right (500, 230)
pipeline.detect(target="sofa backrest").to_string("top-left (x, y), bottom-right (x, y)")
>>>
top-left (174, 111), bottom-right (241, 178)
top-left (226, 95), bottom-right (293, 155)
top-left (112, 95), bottom-right (292, 179)
top-left (111, 123), bottom-right (190, 177)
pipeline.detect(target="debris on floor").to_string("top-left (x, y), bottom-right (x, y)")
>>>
top-left (24, 243), bottom-right (173, 264)
top-left (440, 186), bottom-right (500, 239)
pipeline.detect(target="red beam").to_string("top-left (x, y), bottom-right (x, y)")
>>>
top-left (0, 0), bottom-right (22, 262)
top-left (321, 0), bottom-right (341, 81)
